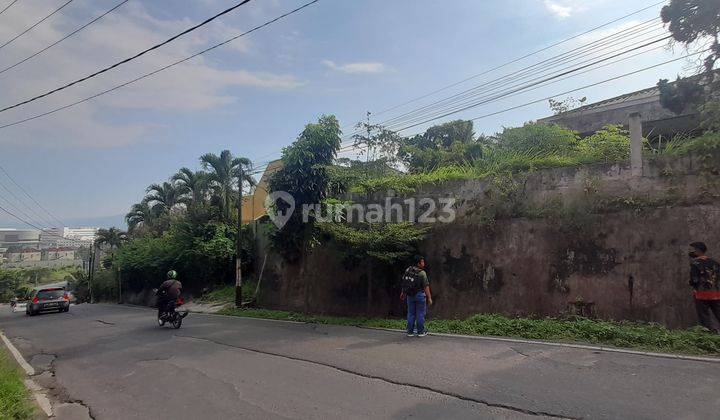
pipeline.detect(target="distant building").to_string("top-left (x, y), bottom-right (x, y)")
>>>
top-left (0, 228), bottom-right (41, 251)
top-left (39, 228), bottom-right (65, 248)
top-left (44, 247), bottom-right (76, 261)
top-left (539, 78), bottom-right (702, 139)
top-left (5, 248), bottom-right (42, 263)
top-left (39, 227), bottom-right (98, 248)
top-left (63, 227), bottom-right (98, 243)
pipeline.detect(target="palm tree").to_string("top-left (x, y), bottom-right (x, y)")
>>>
top-left (95, 227), bottom-right (128, 250)
top-left (200, 150), bottom-right (255, 221)
top-left (125, 200), bottom-right (154, 232)
top-left (145, 181), bottom-right (186, 215)
top-left (171, 167), bottom-right (208, 205)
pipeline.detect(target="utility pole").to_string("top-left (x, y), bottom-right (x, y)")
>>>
top-left (88, 242), bottom-right (95, 303)
top-left (235, 165), bottom-right (243, 308)
top-left (117, 254), bottom-right (122, 304)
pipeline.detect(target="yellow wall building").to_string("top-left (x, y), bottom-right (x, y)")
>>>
top-left (241, 159), bottom-right (283, 224)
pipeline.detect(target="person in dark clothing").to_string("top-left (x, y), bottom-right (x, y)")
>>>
top-left (688, 242), bottom-right (720, 333)
top-left (157, 270), bottom-right (182, 319)
top-left (400, 255), bottom-right (433, 337)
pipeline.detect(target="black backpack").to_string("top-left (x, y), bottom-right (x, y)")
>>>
top-left (401, 266), bottom-right (424, 295)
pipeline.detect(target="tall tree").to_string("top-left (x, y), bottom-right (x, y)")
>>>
top-left (658, 0), bottom-right (720, 128)
top-left (200, 150), bottom-right (254, 222)
top-left (172, 167), bottom-right (208, 205)
top-left (269, 115), bottom-right (342, 261)
top-left (145, 181), bottom-right (185, 215)
top-left (125, 201), bottom-right (154, 232)
top-left (95, 227), bottom-right (128, 250)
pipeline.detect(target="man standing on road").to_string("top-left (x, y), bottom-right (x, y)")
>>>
top-left (157, 270), bottom-right (182, 319)
top-left (400, 255), bottom-right (433, 337)
top-left (688, 242), bottom-right (720, 333)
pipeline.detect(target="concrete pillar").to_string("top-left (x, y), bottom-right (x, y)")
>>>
top-left (629, 112), bottom-right (643, 177)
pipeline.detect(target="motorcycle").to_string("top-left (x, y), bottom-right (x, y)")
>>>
top-left (154, 290), bottom-right (188, 329)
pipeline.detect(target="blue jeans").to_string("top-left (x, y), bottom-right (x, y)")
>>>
top-left (406, 292), bottom-right (426, 334)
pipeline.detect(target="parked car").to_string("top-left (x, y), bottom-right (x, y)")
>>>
top-left (26, 288), bottom-right (70, 316)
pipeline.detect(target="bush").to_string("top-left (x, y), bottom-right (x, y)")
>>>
top-left (577, 125), bottom-right (630, 162)
top-left (493, 123), bottom-right (579, 155)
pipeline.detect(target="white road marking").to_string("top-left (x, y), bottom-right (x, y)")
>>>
top-left (0, 331), bottom-right (35, 375)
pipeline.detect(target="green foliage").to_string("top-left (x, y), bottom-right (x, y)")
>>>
top-left (658, 77), bottom-right (706, 115)
top-left (357, 124), bottom-right (629, 195)
top-left (576, 125), bottom-right (631, 163)
top-left (115, 219), bottom-right (253, 293)
top-left (493, 123), bottom-right (579, 154)
top-left (318, 222), bottom-right (429, 265)
top-left (198, 282), bottom-right (257, 304)
top-left (656, 131), bottom-right (720, 156)
top-left (0, 348), bottom-right (35, 419)
top-left (398, 120), bottom-right (483, 173)
top-left (661, 0), bottom-right (720, 73)
top-left (95, 227), bottom-right (128, 250)
top-left (326, 158), bottom-right (399, 196)
top-left (218, 309), bottom-right (720, 356)
top-left (354, 166), bottom-right (476, 195)
top-left (0, 266), bottom-right (84, 301)
top-left (660, 0), bottom-right (720, 128)
top-left (352, 119), bottom-right (402, 164)
top-left (269, 115), bottom-right (342, 260)
top-left (200, 150), bottom-right (254, 222)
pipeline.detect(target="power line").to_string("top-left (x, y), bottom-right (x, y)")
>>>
top-left (133, 2), bottom-right (671, 170)
top-left (0, 175), bottom-right (57, 228)
top-left (0, 0), bottom-right (256, 114)
top-left (0, 203), bottom-right (89, 247)
top-left (379, 19), bottom-right (663, 129)
top-left (393, 50), bottom-right (707, 133)
top-left (0, 0), bottom-right (319, 130)
top-left (0, 0), bottom-right (75, 52)
top-left (0, 0), bottom-right (19, 17)
top-left (0, 164), bottom-right (66, 227)
top-left (373, 0), bottom-right (666, 117)
top-left (383, 35), bottom-right (672, 131)
top-left (0, 0), bottom-right (130, 77)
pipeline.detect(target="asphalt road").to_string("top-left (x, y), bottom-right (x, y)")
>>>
top-left (1, 304), bottom-right (719, 420)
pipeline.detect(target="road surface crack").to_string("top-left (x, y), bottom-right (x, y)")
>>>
top-left (176, 334), bottom-right (574, 419)
top-left (95, 319), bottom-right (115, 326)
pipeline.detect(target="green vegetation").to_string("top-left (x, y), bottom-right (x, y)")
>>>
top-left (655, 131), bottom-right (720, 157)
top-left (0, 347), bottom-right (35, 419)
top-left (198, 282), bottom-right (257, 304)
top-left (351, 124), bottom-right (632, 194)
top-left (0, 266), bottom-right (84, 301)
top-left (269, 115), bottom-right (342, 261)
top-left (659, 0), bottom-right (720, 131)
top-left (218, 308), bottom-right (720, 356)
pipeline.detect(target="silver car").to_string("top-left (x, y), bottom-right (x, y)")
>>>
top-left (26, 287), bottom-right (70, 316)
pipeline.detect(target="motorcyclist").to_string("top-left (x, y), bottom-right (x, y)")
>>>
top-left (157, 270), bottom-right (182, 319)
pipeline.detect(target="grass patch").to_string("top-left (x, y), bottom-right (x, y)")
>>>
top-left (217, 308), bottom-right (720, 356)
top-left (0, 346), bottom-right (35, 420)
top-left (199, 282), bottom-right (258, 304)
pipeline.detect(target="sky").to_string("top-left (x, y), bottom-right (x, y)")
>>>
top-left (0, 0), bottom-right (700, 228)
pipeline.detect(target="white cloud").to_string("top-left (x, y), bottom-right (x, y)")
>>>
top-left (322, 60), bottom-right (386, 74)
top-left (543, 0), bottom-right (573, 19)
top-left (0, 0), bottom-right (302, 149)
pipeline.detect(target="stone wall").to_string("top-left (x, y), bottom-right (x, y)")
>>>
top-left (255, 153), bottom-right (720, 329)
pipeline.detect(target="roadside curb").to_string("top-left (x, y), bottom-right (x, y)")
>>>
top-left (0, 331), bottom-right (53, 417)
top-left (113, 303), bottom-right (720, 364)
